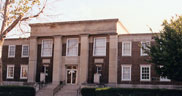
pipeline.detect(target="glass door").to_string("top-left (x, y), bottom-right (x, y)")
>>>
top-left (66, 66), bottom-right (77, 84)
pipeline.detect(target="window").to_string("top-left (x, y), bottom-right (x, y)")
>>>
top-left (96, 65), bottom-right (102, 74)
top-left (20, 65), bottom-right (28, 79)
top-left (8, 45), bottom-right (16, 58)
top-left (140, 65), bottom-right (151, 81)
top-left (122, 65), bottom-right (131, 81)
top-left (7, 65), bottom-right (14, 79)
top-left (66, 38), bottom-right (78, 56)
top-left (122, 41), bottom-right (132, 56)
top-left (41, 39), bottom-right (53, 57)
top-left (141, 41), bottom-right (150, 56)
top-left (22, 45), bottom-right (29, 57)
top-left (160, 66), bottom-right (170, 82)
top-left (93, 37), bottom-right (106, 56)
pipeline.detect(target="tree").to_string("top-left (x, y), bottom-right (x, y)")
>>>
top-left (147, 15), bottom-right (182, 81)
top-left (0, 0), bottom-right (47, 84)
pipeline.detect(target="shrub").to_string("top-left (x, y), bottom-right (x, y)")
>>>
top-left (0, 86), bottom-right (35, 96)
top-left (81, 88), bottom-right (182, 96)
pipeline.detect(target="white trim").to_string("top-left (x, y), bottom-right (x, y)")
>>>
top-left (8, 45), bottom-right (16, 58)
top-left (122, 41), bottom-right (132, 56)
top-left (41, 39), bottom-right (53, 57)
top-left (20, 65), bottom-right (28, 79)
top-left (66, 38), bottom-right (79, 56)
top-left (121, 65), bottom-right (131, 81)
top-left (21, 45), bottom-right (29, 58)
top-left (7, 65), bottom-right (14, 79)
top-left (140, 65), bottom-right (151, 81)
top-left (140, 41), bottom-right (150, 56)
top-left (93, 37), bottom-right (106, 56)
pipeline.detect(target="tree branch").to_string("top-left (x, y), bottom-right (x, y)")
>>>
top-left (0, 0), bottom-right (9, 35)
top-left (21, 0), bottom-right (47, 21)
top-left (0, 15), bottom-right (23, 40)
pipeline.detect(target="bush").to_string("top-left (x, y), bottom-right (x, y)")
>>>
top-left (0, 86), bottom-right (35, 96)
top-left (81, 88), bottom-right (182, 96)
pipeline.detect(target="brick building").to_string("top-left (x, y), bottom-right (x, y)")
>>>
top-left (2, 19), bottom-right (182, 85)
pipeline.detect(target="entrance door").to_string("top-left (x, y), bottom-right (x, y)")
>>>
top-left (66, 66), bottom-right (77, 84)
top-left (42, 65), bottom-right (52, 83)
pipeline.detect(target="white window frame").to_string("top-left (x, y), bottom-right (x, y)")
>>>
top-left (121, 65), bottom-right (131, 81)
top-left (140, 41), bottom-right (150, 56)
top-left (41, 39), bottom-right (53, 57)
top-left (21, 45), bottom-right (29, 57)
top-left (66, 38), bottom-right (79, 56)
top-left (93, 37), bottom-right (106, 56)
top-left (159, 66), bottom-right (171, 82)
top-left (7, 65), bottom-right (14, 79)
top-left (140, 65), bottom-right (151, 81)
top-left (20, 65), bottom-right (28, 79)
top-left (96, 65), bottom-right (102, 74)
top-left (122, 41), bottom-right (132, 56)
top-left (8, 45), bottom-right (16, 58)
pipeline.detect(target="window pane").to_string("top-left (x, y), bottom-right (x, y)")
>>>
top-left (8, 45), bottom-right (15, 57)
top-left (141, 66), bottom-right (150, 81)
top-left (21, 65), bottom-right (28, 79)
top-left (141, 42), bottom-right (150, 56)
top-left (22, 45), bottom-right (29, 57)
top-left (42, 40), bottom-right (53, 57)
top-left (7, 65), bottom-right (14, 79)
top-left (67, 39), bottom-right (78, 56)
top-left (94, 38), bottom-right (106, 56)
top-left (122, 66), bottom-right (131, 80)
top-left (122, 42), bottom-right (131, 56)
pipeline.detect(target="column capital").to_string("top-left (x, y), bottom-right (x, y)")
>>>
top-left (53, 35), bottom-right (62, 38)
top-left (80, 34), bottom-right (89, 37)
top-left (30, 36), bottom-right (37, 39)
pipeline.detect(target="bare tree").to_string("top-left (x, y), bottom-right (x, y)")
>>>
top-left (0, 0), bottom-right (47, 84)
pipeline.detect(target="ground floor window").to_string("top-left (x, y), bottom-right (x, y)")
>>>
top-left (159, 66), bottom-right (170, 82)
top-left (140, 65), bottom-right (151, 81)
top-left (20, 65), bottom-right (28, 79)
top-left (121, 65), bottom-right (131, 81)
top-left (7, 65), bottom-right (14, 79)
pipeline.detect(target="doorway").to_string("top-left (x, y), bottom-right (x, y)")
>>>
top-left (66, 66), bottom-right (77, 84)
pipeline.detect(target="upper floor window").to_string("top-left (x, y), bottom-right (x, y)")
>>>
top-left (93, 37), bottom-right (106, 56)
top-left (140, 65), bottom-right (151, 81)
top-left (7, 65), bottom-right (14, 79)
top-left (122, 41), bottom-right (132, 56)
top-left (160, 66), bottom-right (171, 82)
top-left (41, 39), bottom-right (53, 57)
top-left (20, 65), bottom-right (28, 79)
top-left (66, 38), bottom-right (78, 56)
top-left (22, 45), bottom-right (29, 57)
top-left (141, 41), bottom-right (150, 56)
top-left (8, 45), bottom-right (16, 58)
top-left (121, 65), bottom-right (131, 81)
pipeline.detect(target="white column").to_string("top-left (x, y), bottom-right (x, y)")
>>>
top-left (108, 35), bottom-right (118, 84)
top-left (79, 34), bottom-right (89, 84)
top-left (52, 36), bottom-right (62, 84)
top-left (28, 37), bottom-right (37, 82)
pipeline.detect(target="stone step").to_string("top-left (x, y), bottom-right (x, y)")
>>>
top-left (55, 85), bottom-right (80, 96)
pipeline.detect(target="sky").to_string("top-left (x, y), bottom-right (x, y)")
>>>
top-left (35, 0), bottom-right (182, 34)
top-left (3, 0), bottom-right (182, 37)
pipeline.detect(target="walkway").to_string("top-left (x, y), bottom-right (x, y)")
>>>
top-left (55, 85), bottom-right (80, 96)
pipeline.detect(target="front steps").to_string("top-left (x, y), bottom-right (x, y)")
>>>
top-left (36, 83), bottom-right (60, 96)
top-left (55, 85), bottom-right (80, 96)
